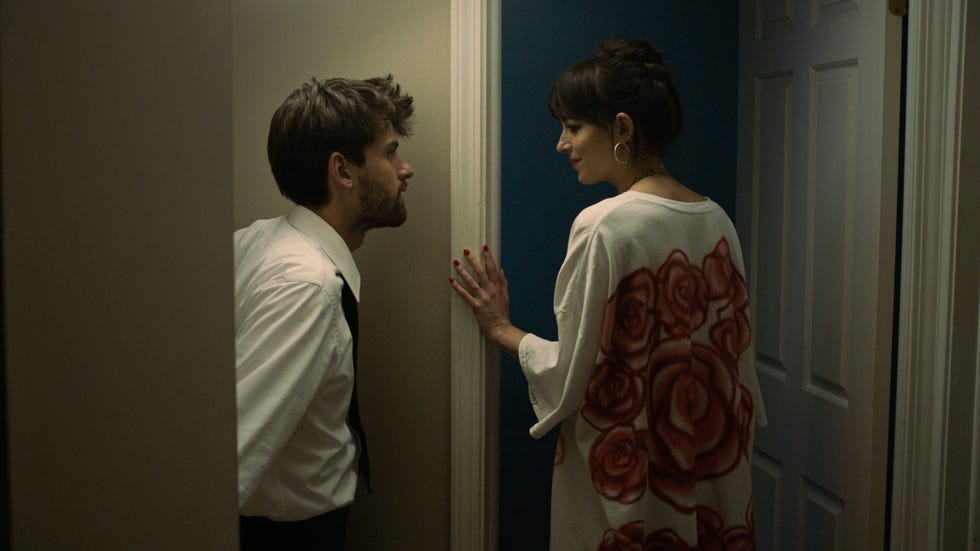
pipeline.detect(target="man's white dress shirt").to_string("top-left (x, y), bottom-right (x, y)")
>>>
top-left (234, 205), bottom-right (361, 521)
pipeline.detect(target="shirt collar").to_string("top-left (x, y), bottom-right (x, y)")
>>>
top-left (287, 205), bottom-right (361, 301)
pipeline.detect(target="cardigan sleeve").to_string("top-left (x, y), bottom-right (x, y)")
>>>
top-left (517, 213), bottom-right (613, 439)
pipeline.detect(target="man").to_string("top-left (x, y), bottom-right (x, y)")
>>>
top-left (234, 75), bottom-right (414, 550)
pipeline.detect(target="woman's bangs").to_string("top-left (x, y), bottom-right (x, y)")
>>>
top-left (548, 64), bottom-right (600, 124)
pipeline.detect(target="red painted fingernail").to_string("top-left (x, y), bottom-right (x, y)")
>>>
top-left (483, 244), bottom-right (489, 252)
top-left (453, 259), bottom-right (460, 266)
top-left (463, 248), bottom-right (471, 255)
top-left (449, 277), bottom-right (455, 284)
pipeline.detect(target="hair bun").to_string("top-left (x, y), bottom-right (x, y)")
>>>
top-left (597, 38), bottom-right (671, 82)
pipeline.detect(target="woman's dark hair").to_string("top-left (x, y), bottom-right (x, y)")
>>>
top-left (548, 39), bottom-right (684, 161)
top-left (267, 74), bottom-right (414, 208)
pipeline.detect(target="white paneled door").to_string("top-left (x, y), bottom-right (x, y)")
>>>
top-left (736, 1), bottom-right (902, 549)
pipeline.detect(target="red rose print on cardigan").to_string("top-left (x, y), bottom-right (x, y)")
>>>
top-left (583, 237), bottom-right (756, 537)
top-left (645, 336), bottom-right (697, 512)
top-left (705, 238), bottom-right (751, 363)
top-left (709, 303), bottom-right (751, 362)
top-left (614, 506), bottom-right (755, 551)
top-left (713, 499), bottom-right (758, 551)
top-left (702, 238), bottom-right (748, 308)
top-left (713, 525), bottom-right (756, 551)
top-left (735, 383), bottom-right (755, 459)
top-left (689, 344), bottom-right (743, 480)
top-left (696, 506), bottom-right (723, 548)
top-left (597, 520), bottom-right (645, 551)
top-left (646, 337), bottom-right (745, 511)
top-left (694, 505), bottom-right (756, 551)
top-left (601, 267), bottom-right (659, 369)
top-left (642, 528), bottom-right (694, 551)
top-left (581, 356), bottom-right (647, 430)
top-left (655, 250), bottom-right (708, 335)
top-left (589, 425), bottom-right (651, 504)
top-left (555, 433), bottom-right (566, 466)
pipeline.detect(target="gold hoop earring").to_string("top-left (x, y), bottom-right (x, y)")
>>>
top-left (613, 142), bottom-right (630, 165)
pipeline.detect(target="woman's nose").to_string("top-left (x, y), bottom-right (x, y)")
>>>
top-left (556, 137), bottom-right (570, 154)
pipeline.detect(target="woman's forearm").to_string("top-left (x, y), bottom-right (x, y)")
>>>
top-left (488, 323), bottom-right (528, 359)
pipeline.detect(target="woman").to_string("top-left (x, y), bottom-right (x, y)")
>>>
top-left (450, 38), bottom-right (767, 550)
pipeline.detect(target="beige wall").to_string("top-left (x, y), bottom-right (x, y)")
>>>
top-left (1, 1), bottom-right (238, 549)
top-left (232, 1), bottom-right (452, 549)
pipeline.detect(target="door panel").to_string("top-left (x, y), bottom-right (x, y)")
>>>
top-left (737, 1), bottom-right (901, 549)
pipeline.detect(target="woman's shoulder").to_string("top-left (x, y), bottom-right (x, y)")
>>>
top-left (575, 192), bottom-right (719, 230)
top-left (567, 195), bottom-right (653, 251)
top-left (575, 192), bottom-right (646, 220)
top-left (570, 195), bottom-right (626, 235)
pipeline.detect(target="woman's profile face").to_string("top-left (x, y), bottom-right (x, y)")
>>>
top-left (555, 119), bottom-right (615, 185)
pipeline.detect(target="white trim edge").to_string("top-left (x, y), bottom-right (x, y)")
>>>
top-left (890, 0), bottom-right (971, 549)
top-left (450, 1), bottom-right (500, 550)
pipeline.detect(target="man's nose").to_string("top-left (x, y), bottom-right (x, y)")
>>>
top-left (400, 160), bottom-right (414, 180)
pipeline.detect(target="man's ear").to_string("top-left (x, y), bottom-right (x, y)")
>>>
top-left (327, 151), bottom-right (355, 191)
top-left (613, 112), bottom-right (635, 144)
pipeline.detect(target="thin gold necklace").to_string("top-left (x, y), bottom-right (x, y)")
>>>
top-left (626, 167), bottom-right (664, 190)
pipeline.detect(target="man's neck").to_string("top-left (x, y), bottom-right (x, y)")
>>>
top-left (310, 203), bottom-right (364, 251)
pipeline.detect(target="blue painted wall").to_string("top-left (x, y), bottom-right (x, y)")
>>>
top-left (499, 2), bottom-right (741, 548)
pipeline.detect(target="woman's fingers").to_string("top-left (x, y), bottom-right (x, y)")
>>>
top-left (449, 277), bottom-right (481, 308)
top-left (481, 245), bottom-right (500, 284)
top-left (463, 247), bottom-right (490, 284)
top-left (450, 246), bottom-right (512, 340)
top-left (452, 256), bottom-right (483, 294)
top-left (451, 246), bottom-right (502, 304)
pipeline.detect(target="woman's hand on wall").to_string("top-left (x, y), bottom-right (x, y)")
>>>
top-left (450, 246), bottom-right (527, 357)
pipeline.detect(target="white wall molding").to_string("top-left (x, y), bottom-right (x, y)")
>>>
top-left (890, 0), bottom-right (973, 549)
top-left (449, 0), bottom-right (500, 549)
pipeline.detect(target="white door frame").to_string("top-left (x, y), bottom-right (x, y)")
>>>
top-left (890, 0), bottom-right (978, 549)
top-left (449, 1), bottom-right (500, 550)
top-left (448, 1), bottom-right (977, 549)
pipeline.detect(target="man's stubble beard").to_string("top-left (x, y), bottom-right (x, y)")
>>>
top-left (353, 174), bottom-right (407, 232)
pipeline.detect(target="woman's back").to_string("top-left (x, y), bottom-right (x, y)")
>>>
top-left (538, 190), bottom-right (766, 550)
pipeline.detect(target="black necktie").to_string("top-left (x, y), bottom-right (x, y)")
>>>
top-left (339, 277), bottom-right (371, 491)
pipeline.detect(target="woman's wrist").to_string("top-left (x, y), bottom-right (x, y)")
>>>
top-left (487, 323), bottom-right (527, 358)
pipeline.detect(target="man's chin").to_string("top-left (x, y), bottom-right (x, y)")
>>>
top-left (370, 211), bottom-right (407, 229)
top-left (392, 205), bottom-right (407, 226)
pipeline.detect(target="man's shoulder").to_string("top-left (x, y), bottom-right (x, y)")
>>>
top-left (233, 216), bottom-right (286, 249)
top-left (234, 216), bottom-right (338, 289)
